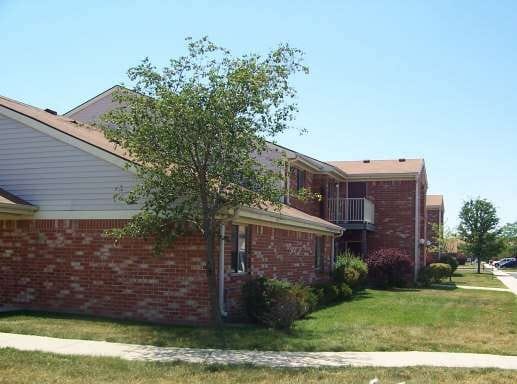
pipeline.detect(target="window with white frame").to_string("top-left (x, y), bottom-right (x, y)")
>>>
top-left (231, 224), bottom-right (249, 273)
top-left (315, 236), bottom-right (324, 271)
top-left (296, 168), bottom-right (306, 191)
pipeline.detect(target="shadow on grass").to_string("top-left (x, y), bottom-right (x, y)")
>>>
top-left (429, 284), bottom-right (458, 290)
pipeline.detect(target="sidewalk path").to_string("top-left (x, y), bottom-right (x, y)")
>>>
top-left (433, 284), bottom-right (511, 292)
top-left (0, 332), bottom-right (516, 369)
top-left (486, 264), bottom-right (517, 295)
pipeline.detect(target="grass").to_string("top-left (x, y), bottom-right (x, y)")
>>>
top-left (1, 288), bottom-right (516, 355)
top-left (442, 265), bottom-right (507, 288)
top-left (0, 348), bottom-right (516, 384)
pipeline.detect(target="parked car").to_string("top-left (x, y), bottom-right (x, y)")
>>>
top-left (499, 259), bottom-right (517, 269)
top-left (494, 258), bottom-right (516, 268)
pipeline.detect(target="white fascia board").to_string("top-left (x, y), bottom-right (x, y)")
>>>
top-left (0, 203), bottom-right (38, 216)
top-left (33, 210), bottom-right (141, 220)
top-left (345, 173), bottom-right (419, 181)
top-left (236, 206), bottom-right (343, 235)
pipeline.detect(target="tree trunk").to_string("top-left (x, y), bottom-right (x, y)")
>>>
top-left (477, 255), bottom-right (481, 274)
top-left (204, 225), bottom-right (223, 328)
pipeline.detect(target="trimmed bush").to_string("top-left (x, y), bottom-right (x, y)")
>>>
top-left (290, 283), bottom-right (318, 317)
top-left (334, 251), bottom-right (368, 289)
top-left (419, 263), bottom-right (452, 285)
top-left (365, 248), bottom-right (413, 288)
top-left (439, 254), bottom-right (459, 275)
top-left (312, 281), bottom-right (353, 305)
top-left (312, 282), bottom-right (339, 305)
top-left (242, 277), bottom-right (316, 329)
top-left (337, 283), bottom-right (353, 301)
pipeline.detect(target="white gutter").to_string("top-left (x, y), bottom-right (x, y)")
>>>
top-left (237, 206), bottom-right (343, 235)
top-left (0, 202), bottom-right (38, 216)
top-left (414, 174), bottom-right (421, 281)
top-left (219, 224), bottom-right (227, 317)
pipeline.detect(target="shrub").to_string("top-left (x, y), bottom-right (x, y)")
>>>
top-left (242, 278), bottom-right (317, 329)
top-left (439, 254), bottom-right (459, 275)
top-left (334, 251), bottom-right (368, 289)
top-left (365, 248), bottom-right (413, 288)
top-left (259, 289), bottom-right (301, 329)
top-left (312, 282), bottom-right (339, 305)
top-left (337, 283), bottom-right (353, 301)
top-left (419, 263), bottom-right (452, 285)
top-left (289, 283), bottom-right (318, 317)
top-left (312, 281), bottom-right (353, 305)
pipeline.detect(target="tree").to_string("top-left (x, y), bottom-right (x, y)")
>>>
top-left (458, 198), bottom-right (500, 273)
top-left (99, 37), bottom-right (308, 327)
top-left (428, 223), bottom-right (456, 258)
top-left (499, 222), bottom-right (517, 258)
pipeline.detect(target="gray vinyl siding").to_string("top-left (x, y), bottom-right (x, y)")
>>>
top-left (0, 114), bottom-right (137, 211)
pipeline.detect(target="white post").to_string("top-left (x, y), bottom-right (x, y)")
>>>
top-left (414, 175), bottom-right (421, 281)
top-left (219, 224), bottom-right (227, 316)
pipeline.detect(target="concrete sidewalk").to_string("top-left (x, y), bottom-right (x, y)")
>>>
top-left (486, 264), bottom-right (517, 295)
top-left (0, 332), bottom-right (516, 369)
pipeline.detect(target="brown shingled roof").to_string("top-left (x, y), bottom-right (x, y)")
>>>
top-left (0, 95), bottom-right (131, 162)
top-left (426, 194), bottom-right (444, 208)
top-left (0, 94), bottom-right (341, 234)
top-left (328, 159), bottom-right (424, 176)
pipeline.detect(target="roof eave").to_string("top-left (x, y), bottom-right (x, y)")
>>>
top-left (0, 202), bottom-right (38, 216)
top-left (236, 206), bottom-right (343, 235)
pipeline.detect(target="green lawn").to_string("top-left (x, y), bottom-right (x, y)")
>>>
top-left (1, 288), bottom-right (516, 355)
top-left (0, 348), bottom-right (515, 384)
top-left (442, 265), bottom-right (506, 288)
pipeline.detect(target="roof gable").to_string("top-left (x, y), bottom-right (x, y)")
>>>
top-left (0, 95), bottom-right (133, 170)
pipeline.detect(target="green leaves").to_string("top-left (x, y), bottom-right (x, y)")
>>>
top-left (458, 198), bottom-right (500, 261)
top-left (99, 37), bottom-right (308, 252)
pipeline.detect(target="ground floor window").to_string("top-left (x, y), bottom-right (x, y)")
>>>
top-left (315, 236), bottom-right (324, 271)
top-left (231, 224), bottom-right (250, 273)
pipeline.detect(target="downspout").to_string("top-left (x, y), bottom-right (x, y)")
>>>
top-left (414, 174), bottom-right (421, 281)
top-left (219, 224), bottom-right (227, 317)
top-left (332, 229), bottom-right (344, 271)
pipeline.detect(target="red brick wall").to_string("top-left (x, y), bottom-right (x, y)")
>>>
top-left (426, 208), bottom-right (441, 243)
top-left (289, 167), bottom-right (334, 218)
top-left (0, 219), bottom-right (333, 324)
top-left (365, 180), bottom-right (416, 257)
top-left (365, 178), bottom-right (427, 269)
top-left (225, 225), bottom-right (332, 319)
top-left (0, 219), bottom-right (211, 324)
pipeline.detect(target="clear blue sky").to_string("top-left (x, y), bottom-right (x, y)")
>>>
top-left (2, 0), bottom-right (517, 228)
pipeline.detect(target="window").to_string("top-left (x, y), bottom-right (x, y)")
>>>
top-left (315, 236), bottom-right (324, 271)
top-left (296, 168), bottom-right (306, 191)
top-left (231, 225), bottom-right (249, 273)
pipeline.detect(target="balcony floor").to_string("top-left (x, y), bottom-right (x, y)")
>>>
top-left (340, 222), bottom-right (376, 231)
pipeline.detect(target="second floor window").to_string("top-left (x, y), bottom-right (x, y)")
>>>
top-left (231, 224), bottom-right (250, 273)
top-left (296, 168), bottom-right (306, 191)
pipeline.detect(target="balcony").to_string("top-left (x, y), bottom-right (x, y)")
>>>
top-left (327, 198), bottom-right (375, 230)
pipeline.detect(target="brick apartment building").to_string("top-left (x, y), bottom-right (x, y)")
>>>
top-left (426, 194), bottom-right (445, 261)
top-left (0, 87), bottom-right (443, 324)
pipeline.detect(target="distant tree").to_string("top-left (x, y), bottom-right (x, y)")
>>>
top-left (428, 223), bottom-right (456, 257)
top-left (499, 222), bottom-right (517, 258)
top-left (100, 37), bottom-right (309, 327)
top-left (458, 198), bottom-right (500, 273)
